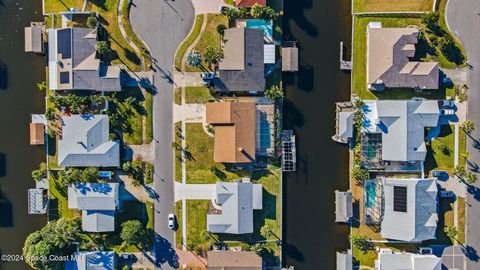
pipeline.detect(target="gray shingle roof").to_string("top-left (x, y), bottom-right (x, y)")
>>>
top-left (381, 178), bottom-right (438, 242)
top-left (58, 115), bottom-right (120, 167)
top-left (367, 24), bottom-right (439, 90)
top-left (216, 28), bottom-right (265, 92)
top-left (207, 181), bottom-right (262, 234)
top-left (362, 100), bottom-right (440, 162)
top-left (335, 190), bottom-right (353, 223)
top-left (48, 27), bottom-right (121, 92)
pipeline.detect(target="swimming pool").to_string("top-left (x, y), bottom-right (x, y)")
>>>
top-left (246, 19), bottom-right (273, 38)
top-left (365, 181), bottom-right (377, 208)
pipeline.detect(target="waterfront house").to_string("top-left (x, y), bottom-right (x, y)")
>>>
top-left (207, 250), bottom-right (262, 269)
top-left (58, 115), bottom-right (120, 167)
top-left (234, 0), bottom-right (266, 7)
top-left (206, 102), bottom-right (256, 163)
top-left (68, 183), bottom-right (119, 232)
top-left (215, 28), bottom-right (265, 93)
top-left (375, 248), bottom-right (442, 270)
top-left (335, 190), bottom-right (353, 223)
top-left (48, 27), bottom-right (121, 92)
top-left (367, 22), bottom-right (439, 91)
top-left (360, 99), bottom-right (440, 171)
top-left (380, 178), bottom-right (438, 242)
top-left (65, 251), bottom-right (116, 270)
top-left (207, 181), bottom-right (263, 234)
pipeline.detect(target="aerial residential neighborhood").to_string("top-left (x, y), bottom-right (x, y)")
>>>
top-left (0, 0), bottom-right (480, 269)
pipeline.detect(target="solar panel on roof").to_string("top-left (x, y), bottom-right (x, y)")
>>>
top-left (60, 72), bottom-right (69, 84)
top-left (57, 29), bottom-right (72, 59)
top-left (393, 186), bottom-right (407, 212)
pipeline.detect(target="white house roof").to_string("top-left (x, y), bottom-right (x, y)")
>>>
top-left (58, 115), bottom-right (120, 167)
top-left (81, 210), bottom-right (115, 232)
top-left (66, 251), bottom-right (115, 270)
top-left (376, 250), bottom-right (442, 270)
top-left (362, 100), bottom-right (440, 162)
top-left (336, 250), bottom-right (352, 270)
top-left (68, 183), bottom-right (119, 210)
top-left (335, 190), bottom-right (353, 223)
top-left (381, 178), bottom-right (438, 242)
top-left (207, 181), bottom-right (263, 234)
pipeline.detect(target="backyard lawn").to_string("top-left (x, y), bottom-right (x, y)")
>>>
top-left (353, 0), bottom-right (433, 13)
top-left (44, 0), bottom-right (84, 14)
top-left (185, 87), bottom-right (215, 104)
top-left (185, 123), bottom-right (249, 184)
top-left (424, 125), bottom-right (455, 175)
top-left (48, 172), bottom-right (76, 221)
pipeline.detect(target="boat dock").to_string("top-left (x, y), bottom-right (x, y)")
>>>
top-left (332, 102), bottom-right (354, 144)
top-left (339, 41), bottom-right (352, 70)
top-left (281, 130), bottom-right (296, 172)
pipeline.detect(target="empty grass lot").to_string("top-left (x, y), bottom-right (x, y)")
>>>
top-left (185, 123), bottom-right (249, 184)
top-left (425, 125), bottom-right (455, 175)
top-left (184, 87), bottom-right (215, 104)
top-left (353, 0), bottom-right (433, 13)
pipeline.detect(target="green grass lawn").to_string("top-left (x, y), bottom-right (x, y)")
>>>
top-left (435, 0), bottom-right (466, 68)
top-left (185, 123), bottom-right (249, 184)
top-left (113, 87), bottom-right (146, 145)
top-left (184, 87), bottom-right (215, 104)
top-left (188, 14), bottom-right (228, 72)
top-left (425, 125), bottom-right (455, 175)
top-left (175, 122), bottom-right (183, 182)
top-left (186, 200), bottom-right (209, 249)
top-left (353, 0), bottom-right (433, 13)
top-left (174, 88), bottom-right (182, 105)
top-left (44, 0), bottom-right (84, 14)
top-left (89, 0), bottom-right (142, 71)
top-left (459, 128), bottom-right (466, 165)
top-left (175, 14), bottom-right (204, 70)
top-left (175, 201), bottom-right (183, 249)
top-left (48, 172), bottom-right (76, 221)
top-left (145, 91), bottom-right (153, 143)
top-left (458, 197), bottom-right (465, 244)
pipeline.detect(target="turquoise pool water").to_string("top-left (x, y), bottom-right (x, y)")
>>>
top-left (246, 19), bottom-right (273, 38)
top-left (365, 181), bottom-right (377, 208)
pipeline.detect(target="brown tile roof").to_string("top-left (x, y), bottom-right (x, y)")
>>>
top-left (30, 123), bottom-right (45, 145)
top-left (207, 251), bottom-right (262, 269)
top-left (206, 102), bottom-right (256, 163)
top-left (367, 26), bottom-right (439, 90)
top-left (235, 0), bottom-right (266, 7)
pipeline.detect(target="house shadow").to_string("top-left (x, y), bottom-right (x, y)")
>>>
top-left (0, 60), bottom-right (7, 89)
top-left (0, 153), bottom-right (5, 177)
top-left (297, 62), bottom-right (314, 92)
top-left (153, 233), bottom-right (179, 268)
top-left (283, 99), bottom-right (305, 129)
top-left (0, 194), bottom-right (12, 227)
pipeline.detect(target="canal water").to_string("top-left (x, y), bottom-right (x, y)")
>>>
top-left (282, 0), bottom-right (352, 269)
top-left (0, 0), bottom-right (46, 268)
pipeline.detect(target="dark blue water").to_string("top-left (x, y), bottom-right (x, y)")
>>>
top-left (283, 0), bottom-right (352, 269)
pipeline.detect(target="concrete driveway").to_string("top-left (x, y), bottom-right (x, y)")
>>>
top-left (130, 0), bottom-right (194, 269)
top-left (446, 1), bottom-right (480, 269)
top-left (174, 182), bottom-right (216, 201)
top-left (191, 0), bottom-right (226, 14)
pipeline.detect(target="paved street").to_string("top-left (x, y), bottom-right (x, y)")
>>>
top-left (446, 1), bottom-right (480, 268)
top-left (130, 0), bottom-right (194, 269)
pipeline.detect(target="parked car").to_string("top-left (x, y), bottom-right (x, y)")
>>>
top-left (168, 213), bottom-right (175, 230)
top-left (441, 109), bottom-right (455, 115)
top-left (200, 72), bottom-right (215, 80)
top-left (440, 191), bottom-right (455, 198)
top-left (442, 100), bottom-right (455, 108)
top-left (432, 170), bottom-right (449, 178)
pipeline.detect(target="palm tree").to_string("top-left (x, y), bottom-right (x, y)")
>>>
top-left (260, 225), bottom-right (273, 239)
top-left (250, 3), bottom-right (263, 18)
top-left (445, 225), bottom-right (458, 239)
top-left (460, 120), bottom-right (475, 134)
top-left (96, 41), bottom-right (111, 56)
top-left (87, 15), bottom-right (98, 29)
top-left (37, 81), bottom-right (47, 91)
top-left (466, 171), bottom-right (478, 184)
top-left (265, 84), bottom-right (283, 100)
top-left (186, 49), bottom-right (202, 68)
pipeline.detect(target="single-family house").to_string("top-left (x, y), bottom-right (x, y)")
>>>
top-left (216, 28), bottom-right (265, 93)
top-left (207, 250), bottom-right (263, 269)
top-left (68, 183), bottom-right (119, 232)
top-left (367, 22), bottom-right (439, 91)
top-left (361, 99), bottom-right (440, 170)
top-left (65, 251), bottom-right (116, 270)
top-left (58, 115), bottom-right (120, 167)
top-left (48, 27), bottom-right (121, 92)
top-left (207, 181), bottom-right (263, 234)
top-left (381, 178), bottom-right (438, 242)
top-left (206, 102), bottom-right (256, 163)
top-left (375, 248), bottom-right (442, 270)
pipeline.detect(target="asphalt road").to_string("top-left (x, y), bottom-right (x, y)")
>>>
top-left (130, 0), bottom-right (194, 268)
top-left (446, 1), bottom-right (480, 269)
